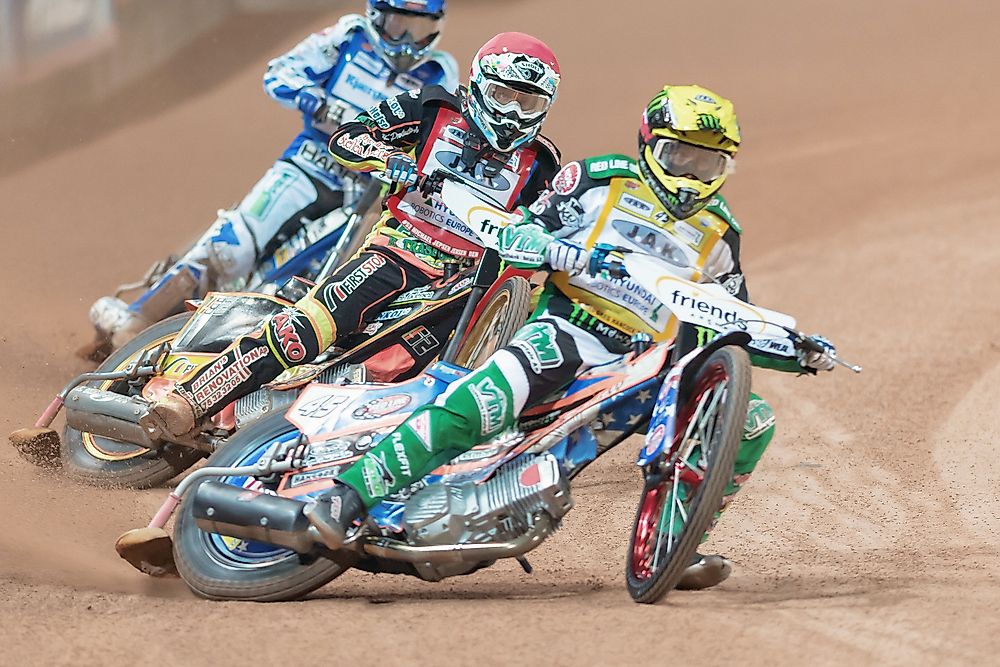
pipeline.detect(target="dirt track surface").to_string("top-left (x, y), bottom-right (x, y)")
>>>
top-left (2, 1), bottom-right (999, 664)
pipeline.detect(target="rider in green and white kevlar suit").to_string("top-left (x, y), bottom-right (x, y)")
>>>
top-left (306, 85), bottom-right (838, 590)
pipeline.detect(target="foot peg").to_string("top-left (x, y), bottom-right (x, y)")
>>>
top-left (115, 527), bottom-right (177, 577)
top-left (9, 428), bottom-right (61, 468)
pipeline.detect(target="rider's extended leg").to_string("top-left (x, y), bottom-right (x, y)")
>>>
top-left (91, 159), bottom-right (342, 346)
top-left (679, 393), bottom-right (776, 590)
top-left (305, 316), bottom-right (620, 547)
top-left (150, 244), bottom-right (434, 436)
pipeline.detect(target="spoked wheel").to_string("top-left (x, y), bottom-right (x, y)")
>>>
top-left (173, 412), bottom-right (353, 601)
top-left (61, 313), bottom-right (206, 488)
top-left (626, 345), bottom-right (751, 603)
top-left (453, 276), bottom-right (532, 368)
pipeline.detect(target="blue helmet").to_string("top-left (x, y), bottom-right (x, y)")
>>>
top-left (365, 0), bottom-right (446, 73)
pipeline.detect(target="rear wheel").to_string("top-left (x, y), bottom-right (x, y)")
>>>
top-left (172, 412), bottom-right (351, 601)
top-left (453, 276), bottom-right (532, 368)
top-left (61, 313), bottom-right (205, 488)
top-left (626, 346), bottom-right (750, 603)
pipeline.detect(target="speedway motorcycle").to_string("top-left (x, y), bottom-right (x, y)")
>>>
top-left (10, 176), bottom-right (536, 488)
top-left (80, 170), bottom-right (382, 364)
top-left (114, 181), bottom-right (861, 603)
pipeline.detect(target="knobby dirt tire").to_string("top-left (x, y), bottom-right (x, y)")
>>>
top-left (61, 313), bottom-right (204, 488)
top-left (453, 276), bottom-right (532, 368)
top-left (625, 345), bottom-right (751, 604)
top-left (173, 412), bottom-right (350, 601)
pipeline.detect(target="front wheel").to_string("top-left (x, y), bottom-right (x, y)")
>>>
top-left (626, 345), bottom-right (751, 603)
top-left (61, 313), bottom-right (205, 488)
top-left (453, 276), bottom-right (532, 368)
top-left (172, 412), bottom-right (351, 601)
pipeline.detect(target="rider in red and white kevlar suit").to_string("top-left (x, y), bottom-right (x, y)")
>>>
top-left (149, 33), bottom-right (564, 437)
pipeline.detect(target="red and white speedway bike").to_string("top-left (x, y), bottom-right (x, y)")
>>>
top-left (10, 175), bottom-right (536, 488)
top-left (116, 181), bottom-right (861, 603)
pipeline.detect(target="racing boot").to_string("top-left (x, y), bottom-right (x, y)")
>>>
top-left (87, 261), bottom-right (205, 356)
top-left (89, 296), bottom-right (153, 348)
top-left (677, 552), bottom-right (733, 590)
top-left (303, 483), bottom-right (367, 550)
top-left (148, 393), bottom-right (199, 438)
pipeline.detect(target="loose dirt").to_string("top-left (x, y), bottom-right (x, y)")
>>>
top-left (2, 1), bottom-right (998, 664)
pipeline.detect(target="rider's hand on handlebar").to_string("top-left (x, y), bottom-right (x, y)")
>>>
top-left (797, 334), bottom-right (837, 372)
top-left (384, 153), bottom-right (419, 188)
top-left (545, 240), bottom-right (589, 276)
top-left (295, 87), bottom-right (328, 120)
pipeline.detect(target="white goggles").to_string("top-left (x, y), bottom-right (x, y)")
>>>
top-left (651, 138), bottom-right (731, 183)
top-left (481, 81), bottom-right (552, 118)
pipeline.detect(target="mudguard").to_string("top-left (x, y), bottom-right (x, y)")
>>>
top-left (636, 331), bottom-right (750, 467)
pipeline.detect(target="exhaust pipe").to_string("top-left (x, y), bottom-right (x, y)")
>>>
top-left (191, 481), bottom-right (323, 554)
top-left (64, 386), bottom-right (163, 447)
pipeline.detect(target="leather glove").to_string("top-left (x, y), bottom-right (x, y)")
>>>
top-left (384, 152), bottom-right (419, 188)
top-left (295, 87), bottom-right (327, 119)
top-left (499, 223), bottom-right (553, 269)
top-left (545, 240), bottom-right (589, 276)
top-left (798, 334), bottom-right (837, 372)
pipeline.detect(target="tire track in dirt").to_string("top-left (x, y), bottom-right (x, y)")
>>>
top-left (3, 1), bottom-right (1000, 665)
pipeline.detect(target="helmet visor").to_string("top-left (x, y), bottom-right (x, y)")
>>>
top-left (481, 80), bottom-right (551, 118)
top-left (651, 138), bottom-right (730, 183)
top-left (372, 10), bottom-right (441, 50)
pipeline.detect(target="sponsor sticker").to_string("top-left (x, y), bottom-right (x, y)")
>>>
top-left (365, 104), bottom-right (391, 129)
top-left (407, 411), bottom-right (433, 452)
top-left (326, 253), bottom-right (387, 302)
top-left (335, 133), bottom-right (395, 161)
top-left (352, 394), bottom-right (412, 419)
top-left (402, 326), bottom-right (440, 356)
top-left (270, 310), bottom-right (307, 363)
top-left (617, 193), bottom-right (655, 218)
top-left (556, 198), bottom-right (585, 227)
top-left (447, 276), bottom-right (474, 296)
top-left (375, 306), bottom-right (414, 322)
top-left (361, 453), bottom-right (395, 498)
top-left (673, 219), bottom-right (705, 247)
top-left (387, 95), bottom-right (406, 119)
top-left (190, 346), bottom-right (268, 407)
top-left (552, 161), bottom-right (582, 195)
top-left (469, 377), bottom-right (508, 436)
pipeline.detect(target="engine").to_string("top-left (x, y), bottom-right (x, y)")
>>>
top-left (401, 453), bottom-right (574, 580)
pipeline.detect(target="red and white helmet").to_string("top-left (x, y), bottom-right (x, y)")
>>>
top-left (465, 32), bottom-right (560, 152)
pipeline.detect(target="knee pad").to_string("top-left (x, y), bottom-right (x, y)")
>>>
top-left (180, 208), bottom-right (256, 287)
top-left (238, 161), bottom-right (320, 238)
top-left (199, 210), bottom-right (258, 286)
top-left (263, 307), bottom-right (323, 368)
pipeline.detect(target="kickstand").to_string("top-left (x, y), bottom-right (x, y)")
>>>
top-left (516, 557), bottom-right (533, 574)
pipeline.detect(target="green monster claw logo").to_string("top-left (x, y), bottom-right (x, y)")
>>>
top-left (694, 325), bottom-right (717, 347)
top-left (647, 89), bottom-right (671, 114)
top-left (697, 114), bottom-right (723, 131)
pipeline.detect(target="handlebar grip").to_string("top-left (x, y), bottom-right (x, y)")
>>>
top-left (797, 336), bottom-right (827, 354)
top-left (604, 259), bottom-right (629, 279)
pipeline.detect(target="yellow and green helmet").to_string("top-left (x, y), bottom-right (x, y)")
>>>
top-left (638, 84), bottom-right (741, 220)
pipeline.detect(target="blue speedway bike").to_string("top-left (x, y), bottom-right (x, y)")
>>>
top-left (114, 182), bottom-right (859, 603)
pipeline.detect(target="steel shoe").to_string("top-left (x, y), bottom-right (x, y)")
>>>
top-left (149, 393), bottom-right (199, 438)
top-left (303, 483), bottom-right (366, 550)
top-left (676, 552), bottom-right (733, 590)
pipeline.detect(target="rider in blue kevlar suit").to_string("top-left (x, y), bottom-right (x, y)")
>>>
top-left (89, 1), bottom-right (458, 351)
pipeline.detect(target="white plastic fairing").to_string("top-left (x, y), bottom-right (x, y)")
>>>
top-left (622, 254), bottom-right (796, 340)
top-left (440, 180), bottom-right (516, 250)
